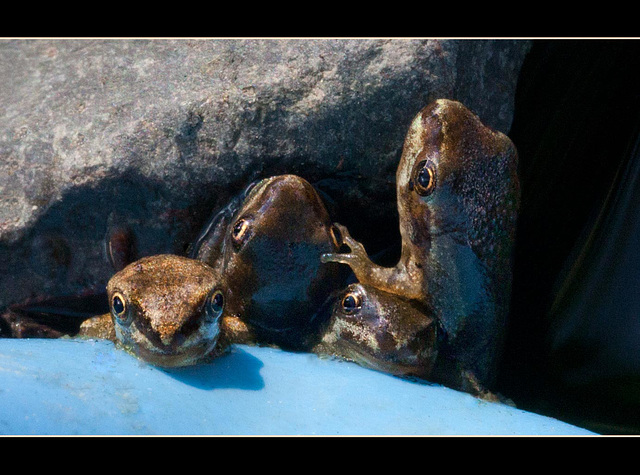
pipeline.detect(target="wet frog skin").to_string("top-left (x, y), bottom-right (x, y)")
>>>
top-left (82, 254), bottom-right (225, 367)
top-left (322, 99), bottom-right (520, 388)
top-left (313, 283), bottom-right (439, 380)
top-left (192, 174), bottom-right (345, 350)
top-left (80, 174), bottom-right (345, 364)
top-left (313, 282), bottom-right (505, 400)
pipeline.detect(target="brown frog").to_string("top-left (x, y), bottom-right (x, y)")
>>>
top-left (83, 254), bottom-right (225, 367)
top-left (80, 174), bottom-right (345, 364)
top-left (313, 282), bottom-right (505, 400)
top-left (322, 99), bottom-right (520, 390)
top-left (191, 174), bottom-right (345, 350)
top-left (313, 283), bottom-right (439, 380)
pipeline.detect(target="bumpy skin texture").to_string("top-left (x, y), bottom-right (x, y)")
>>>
top-left (323, 99), bottom-right (520, 390)
top-left (314, 283), bottom-right (439, 379)
top-left (81, 175), bottom-right (345, 364)
top-left (81, 254), bottom-right (225, 367)
top-left (192, 175), bottom-right (345, 349)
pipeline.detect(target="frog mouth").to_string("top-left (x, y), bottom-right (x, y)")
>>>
top-left (135, 335), bottom-right (219, 368)
top-left (317, 328), bottom-right (432, 380)
top-left (127, 318), bottom-right (220, 367)
top-left (320, 336), bottom-right (409, 376)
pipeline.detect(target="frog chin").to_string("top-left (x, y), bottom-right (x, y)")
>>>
top-left (319, 335), bottom-right (412, 377)
top-left (116, 320), bottom-right (220, 368)
top-left (138, 340), bottom-right (218, 368)
top-left (316, 324), bottom-right (432, 380)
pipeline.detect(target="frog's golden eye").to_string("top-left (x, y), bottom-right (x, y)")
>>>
top-left (341, 291), bottom-right (363, 315)
top-left (412, 160), bottom-right (437, 197)
top-left (111, 291), bottom-right (130, 324)
top-left (231, 218), bottom-right (251, 249)
top-left (207, 289), bottom-right (225, 318)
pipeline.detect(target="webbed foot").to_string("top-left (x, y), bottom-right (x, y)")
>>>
top-left (321, 223), bottom-right (370, 269)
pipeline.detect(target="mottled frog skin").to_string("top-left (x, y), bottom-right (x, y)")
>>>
top-left (191, 174), bottom-right (345, 349)
top-left (313, 283), bottom-right (439, 379)
top-left (80, 174), bottom-right (345, 364)
top-left (322, 99), bottom-right (520, 389)
top-left (83, 254), bottom-right (224, 367)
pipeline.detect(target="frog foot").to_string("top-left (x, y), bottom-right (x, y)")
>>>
top-left (321, 223), bottom-right (370, 269)
top-left (320, 223), bottom-right (408, 298)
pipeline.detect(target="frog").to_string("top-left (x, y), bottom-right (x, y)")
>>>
top-left (321, 99), bottom-right (520, 390)
top-left (313, 282), bottom-right (507, 401)
top-left (81, 254), bottom-right (226, 367)
top-left (79, 174), bottom-right (346, 364)
top-left (190, 174), bottom-right (346, 350)
top-left (313, 282), bottom-right (439, 380)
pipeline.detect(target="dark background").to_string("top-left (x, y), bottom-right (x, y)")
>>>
top-left (497, 39), bottom-right (640, 434)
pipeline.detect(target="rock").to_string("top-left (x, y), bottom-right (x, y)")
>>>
top-left (0, 39), bottom-right (531, 318)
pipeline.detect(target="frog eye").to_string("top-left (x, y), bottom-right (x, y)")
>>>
top-left (207, 290), bottom-right (225, 318)
top-left (231, 218), bottom-right (251, 249)
top-left (412, 160), bottom-right (437, 197)
top-left (341, 291), bottom-right (363, 315)
top-left (111, 291), bottom-right (130, 324)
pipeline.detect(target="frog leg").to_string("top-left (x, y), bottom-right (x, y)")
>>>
top-left (321, 223), bottom-right (371, 267)
top-left (322, 223), bottom-right (418, 298)
top-left (77, 313), bottom-right (117, 341)
top-left (220, 315), bottom-right (256, 345)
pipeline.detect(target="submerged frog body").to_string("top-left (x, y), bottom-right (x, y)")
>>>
top-left (86, 254), bottom-right (225, 367)
top-left (313, 283), bottom-right (439, 379)
top-left (191, 174), bottom-right (345, 349)
top-left (322, 99), bottom-right (520, 389)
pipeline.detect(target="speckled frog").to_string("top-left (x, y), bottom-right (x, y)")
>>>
top-left (80, 174), bottom-right (345, 365)
top-left (313, 283), bottom-right (440, 380)
top-left (87, 254), bottom-right (226, 367)
top-left (191, 174), bottom-right (345, 349)
top-left (322, 99), bottom-right (520, 389)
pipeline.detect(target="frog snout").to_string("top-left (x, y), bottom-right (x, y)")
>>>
top-left (149, 311), bottom-right (204, 349)
top-left (159, 328), bottom-right (179, 347)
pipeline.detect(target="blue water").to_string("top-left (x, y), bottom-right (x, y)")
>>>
top-left (0, 338), bottom-right (595, 435)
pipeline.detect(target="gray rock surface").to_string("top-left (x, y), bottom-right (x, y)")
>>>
top-left (0, 38), bottom-right (531, 319)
